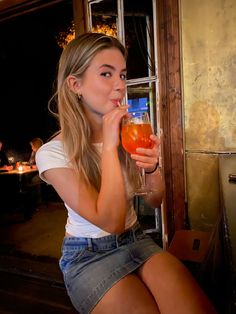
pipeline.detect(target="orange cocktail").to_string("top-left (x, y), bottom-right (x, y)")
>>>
top-left (121, 123), bottom-right (154, 154)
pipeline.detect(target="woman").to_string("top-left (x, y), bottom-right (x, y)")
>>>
top-left (36, 33), bottom-right (216, 313)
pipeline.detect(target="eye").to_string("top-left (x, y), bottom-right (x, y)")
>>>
top-left (120, 73), bottom-right (127, 81)
top-left (101, 72), bottom-right (111, 78)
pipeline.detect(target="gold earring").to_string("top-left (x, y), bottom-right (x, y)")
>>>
top-left (78, 94), bottom-right (82, 100)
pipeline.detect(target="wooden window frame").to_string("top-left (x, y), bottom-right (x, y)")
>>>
top-left (157, 0), bottom-right (186, 242)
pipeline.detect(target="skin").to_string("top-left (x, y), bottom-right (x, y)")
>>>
top-left (42, 48), bottom-right (217, 313)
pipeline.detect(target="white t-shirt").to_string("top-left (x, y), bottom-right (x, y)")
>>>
top-left (36, 140), bottom-right (137, 238)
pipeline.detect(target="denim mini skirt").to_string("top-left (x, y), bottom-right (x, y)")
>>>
top-left (59, 222), bottom-right (162, 314)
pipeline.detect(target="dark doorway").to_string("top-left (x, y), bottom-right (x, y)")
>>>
top-left (0, 0), bottom-right (73, 161)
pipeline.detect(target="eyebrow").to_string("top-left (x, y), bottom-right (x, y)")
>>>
top-left (99, 64), bottom-right (127, 72)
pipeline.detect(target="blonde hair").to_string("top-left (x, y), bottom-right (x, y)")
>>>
top-left (49, 32), bottom-right (139, 191)
top-left (30, 137), bottom-right (44, 150)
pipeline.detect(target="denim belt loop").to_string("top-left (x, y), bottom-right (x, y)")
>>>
top-left (132, 226), bottom-right (137, 242)
top-left (87, 238), bottom-right (93, 251)
top-left (115, 234), bottom-right (120, 248)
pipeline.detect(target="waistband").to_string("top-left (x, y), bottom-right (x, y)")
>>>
top-left (62, 221), bottom-right (144, 252)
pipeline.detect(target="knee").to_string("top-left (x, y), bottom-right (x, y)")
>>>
top-left (148, 251), bottom-right (191, 276)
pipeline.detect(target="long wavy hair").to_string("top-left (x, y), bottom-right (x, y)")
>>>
top-left (49, 32), bottom-right (139, 191)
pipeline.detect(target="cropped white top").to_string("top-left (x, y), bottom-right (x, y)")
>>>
top-left (35, 140), bottom-right (137, 238)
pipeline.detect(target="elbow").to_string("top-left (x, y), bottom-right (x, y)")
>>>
top-left (110, 225), bottom-right (126, 234)
top-left (102, 220), bottom-right (126, 234)
top-left (145, 188), bottom-right (165, 209)
top-left (147, 197), bottom-right (163, 209)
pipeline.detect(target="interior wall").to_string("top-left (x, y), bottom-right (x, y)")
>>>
top-left (181, 0), bottom-right (236, 231)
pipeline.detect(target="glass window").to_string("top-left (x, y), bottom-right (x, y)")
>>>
top-left (88, 0), bottom-right (156, 80)
top-left (127, 82), bottom-right (158, 133)
top-left (124, 0), bottom-right (155, 79)
top-left (88, 0), bottom-right (118, 37)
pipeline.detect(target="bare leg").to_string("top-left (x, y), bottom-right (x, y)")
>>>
top-left (92, 273), bottom-right (160, 314)
top-left (137, 251), bottom-right (217, 314)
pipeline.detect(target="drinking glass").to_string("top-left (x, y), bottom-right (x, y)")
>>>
top-left (121, 111), bottom-right (154, 196)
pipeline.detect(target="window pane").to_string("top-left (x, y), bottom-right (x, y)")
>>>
top-left (89, 0), bottom-right (118, 37)
top-left (124, 0), bottom-right (155, 79)
top-left (127, 82), bottom-right (158, 133)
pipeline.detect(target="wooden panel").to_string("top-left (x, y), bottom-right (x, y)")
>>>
top-left (73, 0), bottom-right (86, 35)
top-left (0, 0), bottom-right (28, 11)
top-left (157, 0), bottom-right (186, 241)
top-left (168, 230), bottom-right (211, 263)
top-left (0, 0), bottom-right (68, 22)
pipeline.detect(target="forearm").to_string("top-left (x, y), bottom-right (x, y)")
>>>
top-left (144, 167), bottom-right (164, 208)
top-left (97, 147), bottom-right (127, 232)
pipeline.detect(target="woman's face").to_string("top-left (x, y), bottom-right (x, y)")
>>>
top-left (79, 48), bottom-right (127, 119)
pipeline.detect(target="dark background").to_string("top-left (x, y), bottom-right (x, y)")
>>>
top-left (0, 1), bottom-right (73, 161)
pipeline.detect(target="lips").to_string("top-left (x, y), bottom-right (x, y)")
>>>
top-left (111, 99), bottom-right (122, 107)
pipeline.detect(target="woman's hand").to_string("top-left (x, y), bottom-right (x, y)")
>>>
top-left (131, 134), bottom-right (160, 171)
top-left (130, 133), bottom-right (164, 208)
top-left (132, 133), bottom-right (164, 208)
top-left (102, 105), bottom-right (129, 149)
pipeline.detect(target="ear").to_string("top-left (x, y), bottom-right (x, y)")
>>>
top-left (67, 75), bottom-right (82, 94)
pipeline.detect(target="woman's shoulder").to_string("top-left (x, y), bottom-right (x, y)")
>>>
top-left (36, 138), bottom-right (66, 163)
top-left (36, 137), bottom-right (70, 174)
top-left (38, 136), bottom-right (63, 152)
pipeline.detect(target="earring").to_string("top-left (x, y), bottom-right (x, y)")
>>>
top-left (78, 93), bottom-right (82, 100)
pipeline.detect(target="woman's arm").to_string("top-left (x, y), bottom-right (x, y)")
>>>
top-left (42, 107), bottom-right (129, 234)
top-left (144, 167), bottom-right (165, 208)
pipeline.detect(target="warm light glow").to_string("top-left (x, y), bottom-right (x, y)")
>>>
top-left (56, 22), bottom-right (75, 49)
top-left (92, 23), bottom-right (117, 37)
top-left (18, 165), bottom-right (23, 172)
top-left (56, 22), bottom-right (117, 49)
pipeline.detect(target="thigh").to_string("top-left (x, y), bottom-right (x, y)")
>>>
top-left (137, 251), bottom-right (217, 314)
top-left (92, 273), bottom-right (160, 314)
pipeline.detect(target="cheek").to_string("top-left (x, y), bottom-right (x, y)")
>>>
top-left (82, 85), bottom-right (107, 109)
top-left (83, 80), bottom-right (111, 99)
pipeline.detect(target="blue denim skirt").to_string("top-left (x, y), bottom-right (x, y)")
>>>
top-left (59, 222), bottom-right (162, 314)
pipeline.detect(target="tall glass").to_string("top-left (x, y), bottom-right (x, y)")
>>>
top-left (121, 111), bottom-right (154, 196)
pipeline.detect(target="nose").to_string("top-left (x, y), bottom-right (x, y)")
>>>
top-left (114, 76), bottom-right (126, 92)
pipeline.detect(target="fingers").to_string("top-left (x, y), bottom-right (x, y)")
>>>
top-left (102, 106), bottom-right (129, 148)
top-left (131, 146), bottom-right (159, 169)
top-left (150, 134), bottom-right (161, 146)
top-left (131, 152), bottom-right (159, 167)
top-left (103, 106), bottom-right (129, 132)
top-left (135, 134), bottom-right (160, 156)
top-left (131, 134), bottom-right (161, 170)
top-left (103, 105), bottom-right (129, 123)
